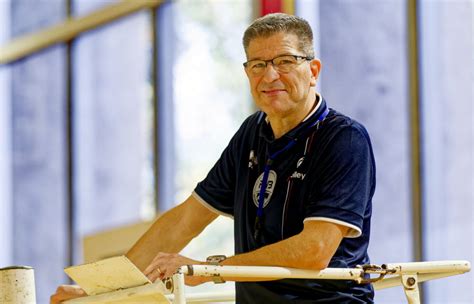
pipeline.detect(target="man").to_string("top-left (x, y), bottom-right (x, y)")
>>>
top-left (52, 13), bottom-right (375, 303)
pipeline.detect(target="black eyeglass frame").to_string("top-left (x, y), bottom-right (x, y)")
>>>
top-left (243, 54), bottom-right (314, 71)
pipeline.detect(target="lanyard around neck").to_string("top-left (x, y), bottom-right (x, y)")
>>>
top-left (254, 105), bottom-right (330, 241)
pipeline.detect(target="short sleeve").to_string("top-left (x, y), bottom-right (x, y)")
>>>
top-left (304, 124), bottom-right (375, 238)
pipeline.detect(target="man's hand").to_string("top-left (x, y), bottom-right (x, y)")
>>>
top-left (50, 285), bottom-right (86, 304)
top-left (143, 252), bottom-right (209, 286)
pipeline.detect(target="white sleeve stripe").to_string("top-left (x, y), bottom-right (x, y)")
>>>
top-left (303, 217), bottom-right (362, 238)
top-left (192, 191), bottom-right (234, 219)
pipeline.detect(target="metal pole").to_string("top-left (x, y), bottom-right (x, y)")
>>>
top-left (172, 271), bottom-right (186, 304)
top-left (384, 260), bottom-right (471, 274)
top-left (401, 274), bottom-right (420, 304)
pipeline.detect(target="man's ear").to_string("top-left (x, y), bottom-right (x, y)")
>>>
top-left (309, 59), bottom-right (321, 87)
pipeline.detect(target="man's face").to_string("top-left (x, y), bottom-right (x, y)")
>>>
top-left (245, 32), bottom-right (321, 119)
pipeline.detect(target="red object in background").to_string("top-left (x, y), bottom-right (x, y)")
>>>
top-left (261, 0), bottom-right (282, 16)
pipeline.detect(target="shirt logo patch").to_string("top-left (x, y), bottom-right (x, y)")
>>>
top-left (289, 171), bottom-right (306, 180)
top-left (248, 150), bottom-right (258, 169)
top-left (296, 157), bottom-right (305, 168)
top-left (253, 170), bottom-right (277, 208)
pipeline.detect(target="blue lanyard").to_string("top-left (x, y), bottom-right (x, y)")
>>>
top-left (254, 105), bottom-right (329, 241)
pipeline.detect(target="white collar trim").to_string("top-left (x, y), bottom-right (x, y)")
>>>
top-left (302, 93), bottom-right (322, 122)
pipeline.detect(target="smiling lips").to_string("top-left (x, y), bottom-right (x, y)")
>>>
top-left (262, 88), bottom-right (286, 96)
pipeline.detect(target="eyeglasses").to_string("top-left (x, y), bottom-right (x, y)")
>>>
top-left (243, 54), bottom-right (313, 76)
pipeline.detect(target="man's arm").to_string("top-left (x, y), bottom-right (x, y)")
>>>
top-left (144, 220), bottom-right (348, 283)
top-left (126, 194), bottom-right (218, 271)
top-left (212, 220), bottom-right (348, 282)
top-left (223, 220), bottom-right (348, 271)
top-left (50, 196), bottom-right (216, 304)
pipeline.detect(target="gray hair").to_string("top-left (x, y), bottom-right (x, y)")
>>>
top-left (242, 13), bottom-right (315, 58)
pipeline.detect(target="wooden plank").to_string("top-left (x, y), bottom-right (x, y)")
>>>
top-left (0, 0), bottom-right (164, 64)
top-left (65, 256), bottom-right (153, 296)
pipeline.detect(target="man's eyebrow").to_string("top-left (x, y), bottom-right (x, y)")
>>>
top-left (246, 54), bottom-right (293, 62)
top-left (246, 56), bottom-right (264, 61)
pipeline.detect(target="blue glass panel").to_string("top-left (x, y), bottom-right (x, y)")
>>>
top-left (10, 2), bottom-right (68, 302)
top-left (318, 1), bottom-right (412, 302)
top-left (420, 1), bottom-right (473, 302)
top-left (0, 0), bottom-right (12, 267)
top-left (72, 6), bottom-right (152, 241)
top-left (72, 0), bottom-right (110, 16)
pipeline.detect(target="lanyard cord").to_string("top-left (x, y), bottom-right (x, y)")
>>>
top-left (254, 106), bottom-right (330, 240)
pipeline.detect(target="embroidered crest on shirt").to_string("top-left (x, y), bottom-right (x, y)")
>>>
top-left (248, 150), bottom-right (258, 169)
top-left (253, 170), bottom-right (277, 208)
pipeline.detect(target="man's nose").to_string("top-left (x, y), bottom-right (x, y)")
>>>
top-left (262, 63), bottom-right (280, 82)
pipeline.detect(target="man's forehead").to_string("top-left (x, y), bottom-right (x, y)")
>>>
top-left (246, 32), bottom-right (300, 59)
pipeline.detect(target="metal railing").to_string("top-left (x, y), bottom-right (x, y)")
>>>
top-left (66, 260), bottom-right (471, 304)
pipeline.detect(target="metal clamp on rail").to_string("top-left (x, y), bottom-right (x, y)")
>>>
top-left (357, 264), bottom-right (397, 284)
top-left (186, 265), bottom-right (194, 276)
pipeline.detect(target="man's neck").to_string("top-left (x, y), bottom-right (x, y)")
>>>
top-left (268, 95), bottom-right (320, 139)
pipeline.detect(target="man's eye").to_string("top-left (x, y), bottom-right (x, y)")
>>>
top-left (251, 62), bottom-right (266, 69)
top-left (276, 59), bottom-right (294, 65)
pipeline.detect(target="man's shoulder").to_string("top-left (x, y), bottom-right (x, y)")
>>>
top-left (323, 109), bottom-right (372, 141)
top-left (326, 109), bottom-right (366, 128)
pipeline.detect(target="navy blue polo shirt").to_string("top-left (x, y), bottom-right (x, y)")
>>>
top-left (193, 96), bottom-right (375, 303)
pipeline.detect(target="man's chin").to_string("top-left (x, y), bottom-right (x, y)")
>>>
top-left (260, 106), bottom-right (292, 119)
top-left (256, 98), bottom-right (287, 109)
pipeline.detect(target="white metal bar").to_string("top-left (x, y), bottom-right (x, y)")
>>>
top-left (383, 260), bottom-right (470, 274)
top-left (66, 260), bottom-right (471, 304)
top-left (373, 271), bottom-right (467, 290)
top-left (183, 265), bottom-right (365, 282)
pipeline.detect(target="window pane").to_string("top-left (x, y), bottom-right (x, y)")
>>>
top-left (170, 0), bottom-right (252, 294)
top-left (173, 0), bottom-right (253, 203)
top-left (73, 6), bottom-right (154, 245)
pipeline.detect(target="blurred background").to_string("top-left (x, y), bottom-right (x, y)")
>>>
top-left (0, 0), bottom-right (472, 303)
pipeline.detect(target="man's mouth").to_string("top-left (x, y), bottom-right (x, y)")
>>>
top-left (261, 89), bottom-right (286, 96)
